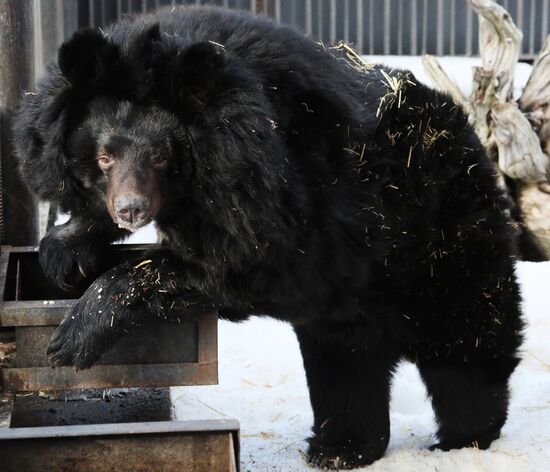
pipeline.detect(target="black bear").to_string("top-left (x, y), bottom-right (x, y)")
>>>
top-left (13, 6), bottom-right (523, 469)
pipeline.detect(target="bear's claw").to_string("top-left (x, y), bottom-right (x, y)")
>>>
top-left (46, 312), bottom-right (101, 370)
top-left (46, 271), bottom-right (133, 370)
top-left (306, 442), bottom-right (383, 470)
top-left (39, 230), bottom-right (101, 290)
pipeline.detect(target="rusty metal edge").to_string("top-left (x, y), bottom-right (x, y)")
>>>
top-left (1, 362), bottom-right (218, 392)
top-left (0, 417), bottom-right (240, 439)
top-left (198, 313), bottom-right (219, 384)
top-left (198, 312), bottom-right (218, 364)
top-left (1, 300), bottom-right (75, 326)
top-left (1, 302), bottom-right (209, 327)
top-left (0, 244), bottom-right (153, 326)
top-left (1, 244), bottom-right (220, 390)
top-left (231, 425), bottom-right (241, 472)
top-left (0, 244), bottom-right (156, 253)
top-left (0, 417), bottom-right (240, 472)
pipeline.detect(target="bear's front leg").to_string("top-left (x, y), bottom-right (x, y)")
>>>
top-left (47, 249), bottom-right (217, 369)
top-left (295, 325), bottom-right (399, 470)
top-left (40, 216), bottom-right (127, 289)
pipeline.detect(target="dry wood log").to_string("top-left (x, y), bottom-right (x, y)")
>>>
top-left (518, 183), bottom-right (550, 256)
top-left (541, 116), bottom-right (550, 157)
top-left (470, 66), bottom-right (497, 149)
top-left (520, 36), bottom-right (550, 113)
top-left (520, 36), bottom-right (550, 160)
top-left (422, 0), bottom-right (550, 259)
top-left (421, 55), bottom-right (472, 115)
top-left (491, 102), bottom-right (550, 182)
top-left (468, 0), bottom-right (522, 103)
top-left (467, 0), bottom-right (522, 147)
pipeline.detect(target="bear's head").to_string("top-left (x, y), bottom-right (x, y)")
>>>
top-left (15, 24), bottom-right (288, 251)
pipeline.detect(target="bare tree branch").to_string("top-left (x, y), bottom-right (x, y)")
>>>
top-left (519, 183), bottom-right (550, 256)
top-left (421, 1), bottom-right (550, 258)
top-left (421, 55), bottom-right (472, 116)
top-left (520, 36), bottom-right (550, 112)
top-left (468, 0), bottom-right (522, 102)
top-left (491, 102), bottom-right (550, 182)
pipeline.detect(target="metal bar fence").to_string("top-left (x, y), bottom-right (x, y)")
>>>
top-left (54, 0), bottom-right (550, 60)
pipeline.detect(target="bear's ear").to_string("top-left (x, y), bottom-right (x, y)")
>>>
top-left (58, 29), bottom-right (120, 87)
top-left (161, 41), bottom-right (227, 114)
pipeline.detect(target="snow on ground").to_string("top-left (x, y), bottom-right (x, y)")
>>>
top-left (171, 261), bottom-right (550, 472)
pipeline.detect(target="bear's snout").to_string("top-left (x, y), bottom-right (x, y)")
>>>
top-left (114, 194), bottom-right (150, 231)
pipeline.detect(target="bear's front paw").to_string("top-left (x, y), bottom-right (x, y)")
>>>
top-left (39, 231), bottom-right (101, 290)
top-left (306, 441), bottom-right (384, 470)
top-left (47, 275), bottom-right (133, 369)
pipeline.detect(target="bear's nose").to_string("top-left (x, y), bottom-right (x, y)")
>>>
top-left (115, 196), bottom-right (149, 224)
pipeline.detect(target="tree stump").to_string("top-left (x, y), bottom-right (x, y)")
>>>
top-left (422, 0), bottom-right (550, 260)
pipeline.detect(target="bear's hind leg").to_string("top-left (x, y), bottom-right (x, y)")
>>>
top-left (295, 325), bottom-right (399, 470)
top-left (418, 357), bottom-right (519, 451)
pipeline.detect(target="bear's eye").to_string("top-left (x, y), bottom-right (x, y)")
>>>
top-left (97, 154), bottom-right (114, 170)
top-left (151, 153), bottom-right (167, 167)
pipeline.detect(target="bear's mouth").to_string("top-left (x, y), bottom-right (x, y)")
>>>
top-left (114, 217), bottom-right (152, 233)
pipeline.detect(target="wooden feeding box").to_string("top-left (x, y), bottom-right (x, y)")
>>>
top-left (0, 245), bottom-right (218, 392)
top-left (0, 245), bottom-right (239, 471)
top-left (0, 389), bottom-right (240, 472)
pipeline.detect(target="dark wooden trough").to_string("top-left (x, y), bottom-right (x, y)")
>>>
top-left (0, 390), bottom-right (240, 472)
top-left (0, 244), bottom-right (217, 391)
top-left (0, 244), bottom-right (239, 471)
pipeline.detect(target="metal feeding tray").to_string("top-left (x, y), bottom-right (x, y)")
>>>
top-left (0, 389), bottom-right (240, 472)
top-left (0, 245), bottom-right (239, 471)
top-left (0, 245), bottom-right (218, 392)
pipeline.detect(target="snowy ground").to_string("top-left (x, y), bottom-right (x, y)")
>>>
top-left (169, 261), bottom-right (550, 472)
top-left (121, 57), bottom-right (549, 471)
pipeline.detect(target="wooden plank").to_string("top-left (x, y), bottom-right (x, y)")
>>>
top-left (198, 311), bottom-right (218, 365)
top-left (229, 432), bottom-right (238, 472)
top-left (0, 418), bottom-right (240, 439)
top-left (1, 395), bottom-right (240, 471)
top-left (1, 300), bottom-right (75, 326)
top-left (1, 244), bottom-right (152, 254)
top-left (0, 396), bottom-right (239, 471)
top-left (0, 430), bottom-right (238, 472)
top-left (15, 321), bottom-right (198, 367)
top-left (1, 362), bottom-right (217, 391)
top-left (0, 245), bottom-right (219, 390)
top-left (1, 300), bottom-right (206, 326)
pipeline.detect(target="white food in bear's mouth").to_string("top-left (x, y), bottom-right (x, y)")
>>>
top-left (116, 217), bottom-right (151, 232)
top-left (117, 222), bottom-right (138, 232)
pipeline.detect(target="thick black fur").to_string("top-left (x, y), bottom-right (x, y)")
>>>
top-left (13, 7), bottom-right (523, 469)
